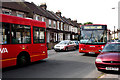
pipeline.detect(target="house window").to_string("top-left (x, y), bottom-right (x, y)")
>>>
top-left (67, 25), bottom-right (69, 31)
top-left (57, 21), bottom-right (59, 30)
top-left (61, 22), bottom-right (63, 30)
top-left (64, 24), bottom-right (66, 31)
top-left (72, 28), bottom-right (74, 32)
top-left (49, 19), bottom-right (51, 28)
top-left (56, 33), bottom-right (58, 41)
top-left (53, 21), bottom-right (56, 28)
top-left (35, 15), bottom-right (40, 20)
top-left (69, 26), bottom-right (72, 31)
top-left (17, 13), bottom-right (24, 18)
top-left (65, 24), bottom-right (68, 31)
top-left (2, 10), bottom-right (11, 15)
top-left (42, 17), bottom-right (45, 22)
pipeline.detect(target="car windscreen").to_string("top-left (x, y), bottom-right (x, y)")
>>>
top-left (58, 41), bottom-right (69, 44)
top-left (118, 40), bottom-right (120, 42)
top-left (102, 43), bottom-right (120, 52)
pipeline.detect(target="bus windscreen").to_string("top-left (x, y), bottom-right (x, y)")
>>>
top-left (80, 25), bottom-right (107, 44)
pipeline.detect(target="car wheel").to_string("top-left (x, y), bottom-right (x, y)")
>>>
top-left (65, 47), bottom-right (68, 51)
top-left (55, 50), bottom-right (58, 52)
top-left (73, 47), bottom-right (75, 50)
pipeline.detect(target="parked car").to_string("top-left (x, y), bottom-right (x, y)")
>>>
top-left (71, 40), bottom-right (79, 49)
top-left (95, 42), bottom-right (120, 72)
top-left (54, 40), bottom-right (76, 52)
top-left (107, 40), bottom-right (115, 42)
top-left (118, 40), bottom-right (120, 42)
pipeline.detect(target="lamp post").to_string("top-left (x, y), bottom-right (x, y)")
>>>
top-left (112, 7), bottom-right (120, 40)
top-left (114, 26), bottom-right (115, 39)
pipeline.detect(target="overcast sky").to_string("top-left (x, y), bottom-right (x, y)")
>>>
top-left (25, 0), bottom-right (119, 31)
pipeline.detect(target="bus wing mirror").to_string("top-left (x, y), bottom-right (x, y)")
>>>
top-left (99, 50), bottom-right (102, 52)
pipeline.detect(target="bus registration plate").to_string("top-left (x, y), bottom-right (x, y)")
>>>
top-left (89, 52), bottom-right (95, 54)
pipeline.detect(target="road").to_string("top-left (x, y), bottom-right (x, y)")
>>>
top-left (2, 50), bottom-right (106, 78)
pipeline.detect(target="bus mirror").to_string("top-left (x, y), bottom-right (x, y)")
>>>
top-left (99, 50), bottom-right (102, 52)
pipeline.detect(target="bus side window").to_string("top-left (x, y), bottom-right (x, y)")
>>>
top-left (1, 23), bottom-right (10, 44)
top-left (11, 24), bottom-right (31, 44)
top-left (33, 27), bottom-right (45, 43)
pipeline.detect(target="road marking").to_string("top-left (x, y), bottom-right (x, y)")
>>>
top-left (96, 73), bottom-right (105, 80)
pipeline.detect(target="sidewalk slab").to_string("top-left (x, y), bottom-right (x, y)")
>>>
top-left (98, 74), bottom-right (120, 80)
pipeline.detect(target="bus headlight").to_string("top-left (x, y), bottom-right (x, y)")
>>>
top-left (101, 46), bottom-right (104, 49)
top-left (96, 59), bottom-right (102, 63)
top-left (81, 48), bottom-right (83, 50)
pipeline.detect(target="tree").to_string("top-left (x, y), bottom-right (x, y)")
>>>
top-left (84, 22), bottom-right (93, 25)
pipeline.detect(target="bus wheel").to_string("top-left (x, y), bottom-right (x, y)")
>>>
top-left (17, 53), bottom-right (30, 66)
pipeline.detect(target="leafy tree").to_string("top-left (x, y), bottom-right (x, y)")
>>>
top-left (84, 22), bottom-right (93, 25)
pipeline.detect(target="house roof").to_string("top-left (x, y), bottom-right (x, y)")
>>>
top-left (37, 7), bottom-right (58, 21)
top-left (61, 16), bottom-right (71, 25)
top-left (2, 2), bottom-right (30, 13)
top-left (65, 17), bottom-right (74, 26)
top-left (23, 2), bottom-right (46, 17)
top-left (47, 11), bottom-right (64, 22)
top-left (71, 21), bottom-right (79, 28)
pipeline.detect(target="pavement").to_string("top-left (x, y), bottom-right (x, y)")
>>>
top-left (101, 74), bottom-right (119, 78)
top-left (97, 74), bottom-right (120, 80)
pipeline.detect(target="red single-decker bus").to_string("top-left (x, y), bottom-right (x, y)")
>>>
top-left (79, 24), bottom-right (107, 54)
top-left (0, 14), bottom-right (48, 68)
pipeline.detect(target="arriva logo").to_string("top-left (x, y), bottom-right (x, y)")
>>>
top-left (0, 48), bottom-right (8, 53)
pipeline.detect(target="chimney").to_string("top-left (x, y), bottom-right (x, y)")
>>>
top-left (56, 10), bottom-right (61, 17)
top-left (40, 3), bottom-right (47, 10)
top-left (67, 18), bottom-right (71, 21)
top-left (73, 20), bottom-right (77, 23)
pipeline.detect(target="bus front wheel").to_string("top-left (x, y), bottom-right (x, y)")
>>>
top-left (17, 53), bottom-right (30, 66)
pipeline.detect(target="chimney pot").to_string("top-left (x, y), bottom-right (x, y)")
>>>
top-left (56, 10), bottom-right (61, 16)
top-left (40, 3), bottom-right (47, 10)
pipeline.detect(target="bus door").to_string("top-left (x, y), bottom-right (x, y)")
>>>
top-left (32, 27), bottom-right (46, 61)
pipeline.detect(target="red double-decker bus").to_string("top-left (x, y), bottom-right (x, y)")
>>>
top-left (79, 24), bottom-right (107, 54)
top-left (0, 14), bottom-right (48, 68)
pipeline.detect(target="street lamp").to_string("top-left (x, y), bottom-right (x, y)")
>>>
top-left (114, 26), bottom-right (115, 39)
top-left (112, 7), bottom-right (120, 40)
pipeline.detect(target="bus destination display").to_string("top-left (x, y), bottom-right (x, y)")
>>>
top-left (84, 26), bottom-right (102, 29)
